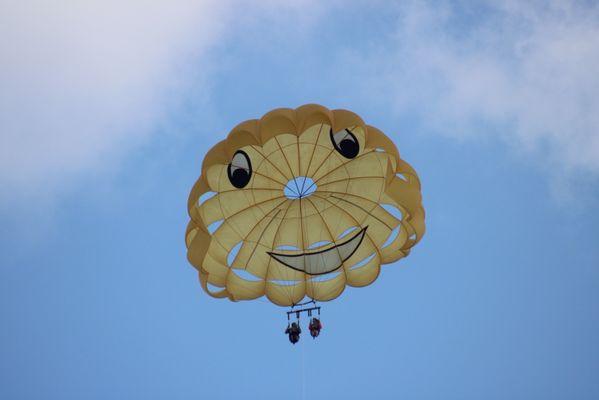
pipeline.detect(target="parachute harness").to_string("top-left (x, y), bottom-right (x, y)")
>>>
top-left (287, 300), bottom-right (320, 321)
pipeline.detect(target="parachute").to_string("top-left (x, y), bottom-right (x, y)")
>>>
top-left (185, 104), bottom-right (425, 308)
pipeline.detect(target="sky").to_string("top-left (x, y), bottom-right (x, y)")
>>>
top-left (1, 0), bottom-right (599, 399)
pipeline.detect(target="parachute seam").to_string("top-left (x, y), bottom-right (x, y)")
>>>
top-left (223, 205), bottom-right (285, 296)
top-left (250, 145), bottom-right (298, 194)
top-left (264, 200), bottom-right (299, 305)
top-left (274, 136), bottom-right (302, 196)
top-left (304, 197), bottom-right (348, 300)
top-left (235, 208), bottom-right (282, 272)
top-left (208, 195), bottom-right (288, 255)
top-left (299, 123), bottom-right (324, 194)
top-left (211, 199), bottom-right (286, 284)
top-left (310, 194), bottom-right (381, 291)
top-left (311, 149), bottom-right (377, 186)
top-left (311, 193), bottom-right (383, 262)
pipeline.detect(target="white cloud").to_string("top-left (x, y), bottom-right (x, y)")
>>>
top-left (352, 1), bottom-right (599, 174)
top-left (2, 0), bottom-right (597, 207)
top-left (0, 0), bottom-right (334, 205)
top-left (0, 1), bottom-right (235, 195)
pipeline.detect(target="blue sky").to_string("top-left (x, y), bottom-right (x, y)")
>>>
top-left (1, 1), bottom-right (599, 399)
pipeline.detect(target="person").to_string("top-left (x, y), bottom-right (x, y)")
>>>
top-left (285, 322), bottom-right (301, 344)
top-left (309, 317), bottom-right (322, 338)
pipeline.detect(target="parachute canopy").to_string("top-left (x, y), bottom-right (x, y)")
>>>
top-left (185, 104), bottom-right (425, 306)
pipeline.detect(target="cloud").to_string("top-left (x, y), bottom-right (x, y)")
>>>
top-left (0, 0), bottom-right (335, 206)
top-left (2, 0), bottom-right (597, 207)
top-left (0, 1), bottom-right (236, 196)
top-left (351, 0), bottom-right (599, 175)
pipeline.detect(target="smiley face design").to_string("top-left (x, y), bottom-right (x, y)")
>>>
top-left (186, 104), bottom-right (425, 306)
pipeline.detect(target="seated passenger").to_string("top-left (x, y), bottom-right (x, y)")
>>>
top-left (285, 322), bottom-right (301, 344)
top-left (309, 317), bottom-right (322, 338)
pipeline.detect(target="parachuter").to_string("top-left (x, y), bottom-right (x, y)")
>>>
top-left (185, 104), bottom-right (425, 342)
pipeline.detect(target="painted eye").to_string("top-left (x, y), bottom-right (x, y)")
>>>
top-left (227, 150), bottom-right (252, 188)
top-left (330, 128), bottom-right (359, 159)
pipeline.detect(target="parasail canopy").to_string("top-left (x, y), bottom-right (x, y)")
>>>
top-left (185, 104), bottom-right (425, 306)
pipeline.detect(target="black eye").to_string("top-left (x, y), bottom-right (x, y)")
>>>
top-left (330, 128), bottom-right (359, 159)
top-left (227, 150), bottom-right (252, 188)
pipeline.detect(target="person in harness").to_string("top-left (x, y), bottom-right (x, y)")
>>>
top-left (285, 322), bottom-right (301, 344)
top-left (309, 317), bottom-right (322, 338)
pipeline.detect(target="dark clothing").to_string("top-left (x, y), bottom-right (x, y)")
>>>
top-left (288, 333), bottom-right (299, 344)
top-left (285, 324), bottom-right (301, 344)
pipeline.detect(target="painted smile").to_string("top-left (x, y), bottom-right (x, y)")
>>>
top-left (267, 227), bottom-right (368, 275)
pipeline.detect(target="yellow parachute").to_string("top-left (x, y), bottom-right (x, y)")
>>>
top-left (185, 104), bottom-right (425, 307)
